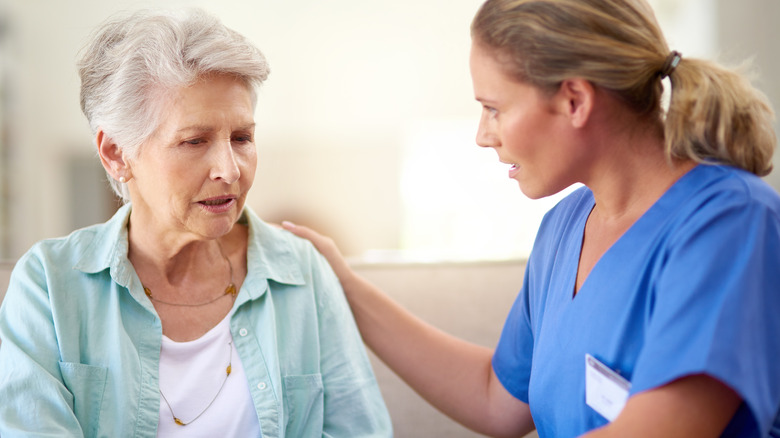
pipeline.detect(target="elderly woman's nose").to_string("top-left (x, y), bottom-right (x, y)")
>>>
top-left (209, 140), bottom-right (241, 183)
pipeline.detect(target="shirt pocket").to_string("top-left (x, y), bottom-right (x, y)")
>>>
top-left (283, 373), bottom-right (324, 436)
top-left (58, 361), bottom-right (108, 438)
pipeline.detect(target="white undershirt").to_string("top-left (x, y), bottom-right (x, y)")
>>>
top-left (157, 311), bottom-right (261, 437)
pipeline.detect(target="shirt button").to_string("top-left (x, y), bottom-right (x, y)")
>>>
top-left (257, 382), bottom-right (267, 390)
top-left (239, 328), bottom-right (248, 337)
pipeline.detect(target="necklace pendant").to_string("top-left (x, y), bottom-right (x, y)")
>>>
top-left (225, 283), bottom-right (237, 297)
top-left (144, 287), bottom-right (152, 298)
top-left (174, 417), bottom-right (185, 426)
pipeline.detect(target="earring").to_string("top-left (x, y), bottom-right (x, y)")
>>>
top-left (119, 176), bottom-right (126, 183)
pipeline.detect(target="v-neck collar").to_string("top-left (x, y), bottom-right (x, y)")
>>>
top-left (569, 165), bottom-right (703, 301)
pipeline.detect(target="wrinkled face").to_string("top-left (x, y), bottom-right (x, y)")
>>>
top-left (470, 42), bottom-right (579, 199)
top-left (126, 74), bottom-right (257, 241)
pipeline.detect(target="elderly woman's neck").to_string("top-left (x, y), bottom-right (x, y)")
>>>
top-left (126, 222), bottom-right (234, 284)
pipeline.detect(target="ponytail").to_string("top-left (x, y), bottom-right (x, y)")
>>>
top-left (664, 57), bottom-right (775, 176)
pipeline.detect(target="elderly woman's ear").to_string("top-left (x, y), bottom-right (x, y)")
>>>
top-left (96, 128), bottom-right (132, 183)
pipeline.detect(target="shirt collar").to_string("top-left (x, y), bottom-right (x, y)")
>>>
top-left (73, 203), bottom-right (132, 280)
top-left (241, 207), bottom-right (305, 288)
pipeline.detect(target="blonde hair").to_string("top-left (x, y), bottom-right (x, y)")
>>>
top-left (471, 0), bottom-right (776, 176)
top-left (78, 8), bottom-right (270, 201)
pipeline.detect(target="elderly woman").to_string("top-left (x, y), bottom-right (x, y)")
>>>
top-left (0, 9), bottom-right (391, 437)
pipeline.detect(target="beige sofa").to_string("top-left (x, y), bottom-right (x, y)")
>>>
top-left (354, 261), bottom-right (536, 438)
top-left (0, 259), bottom-right (537, 438)
top-left (0, 261), bottom-right (12, 306)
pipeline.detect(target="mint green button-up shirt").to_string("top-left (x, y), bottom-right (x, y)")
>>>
top-left (0, 204), bottom-right (391, 437)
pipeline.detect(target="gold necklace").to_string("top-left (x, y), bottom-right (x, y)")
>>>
top-left (160, 340), bottom-right (233, 426)
top-left (143, 242), bottom-right (237, 307)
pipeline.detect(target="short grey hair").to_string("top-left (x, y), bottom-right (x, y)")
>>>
top-left (77, 8), bottom-right (270, 201)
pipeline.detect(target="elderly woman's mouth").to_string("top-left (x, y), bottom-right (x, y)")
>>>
top-left (200, 198), bottom-right (233, 205)
top-left (198, 197), bottom-right (237, 211)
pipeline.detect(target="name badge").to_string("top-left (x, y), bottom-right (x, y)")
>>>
top-left (585, 354), bottom-right (630, 422)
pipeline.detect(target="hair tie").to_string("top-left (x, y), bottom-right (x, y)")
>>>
top-left (660, 51), bottom-right (682, 79)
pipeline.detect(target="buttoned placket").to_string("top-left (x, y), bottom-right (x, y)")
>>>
top-left (231, 300), bottom-right (281, 438)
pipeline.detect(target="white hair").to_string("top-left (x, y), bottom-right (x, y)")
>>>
top-left (77, 8), bottom-right (270, 201)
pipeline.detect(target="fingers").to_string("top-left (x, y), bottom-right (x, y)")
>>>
top-left (282, 221), bottom-right (326, 245)
top-left (281, 220), bottom-right (302, 234)
top-left (281, 220), bottom-right (355, 284)
top-left (281, 221), bottom-right (339, 257)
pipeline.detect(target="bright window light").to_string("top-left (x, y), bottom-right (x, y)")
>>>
top-left (377, 1), bottom-right (715, 264)
top-left (391, 119), bottom-right (578, 262)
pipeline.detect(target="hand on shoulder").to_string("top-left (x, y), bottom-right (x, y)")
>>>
top-left (282, 221), bottom-right (356, 287)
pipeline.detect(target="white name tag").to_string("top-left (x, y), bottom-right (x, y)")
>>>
top-left (585, 354), bottom-right (631, 422)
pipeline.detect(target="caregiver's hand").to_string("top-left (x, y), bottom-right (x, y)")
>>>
top-left (282, 221), bottom-right (357, 288)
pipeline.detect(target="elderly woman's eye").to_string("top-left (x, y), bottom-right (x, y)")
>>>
top-left (183, 138), bottom-right (205, 146)
top-left (232, 135), bottom-right (253, 143)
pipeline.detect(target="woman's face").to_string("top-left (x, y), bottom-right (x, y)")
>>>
top-left (469, 42), bottom-right (581, 199)
top-left (126, 74), bottom-right (257, 241)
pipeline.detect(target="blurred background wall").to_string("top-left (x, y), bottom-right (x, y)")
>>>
top-left (0, 0), bottom-right (777, 262)
top-left (0, 2), bottom-right (777, 437)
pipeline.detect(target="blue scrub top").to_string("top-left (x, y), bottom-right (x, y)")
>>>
top-left (493, 164), bottom-right (780, 437)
